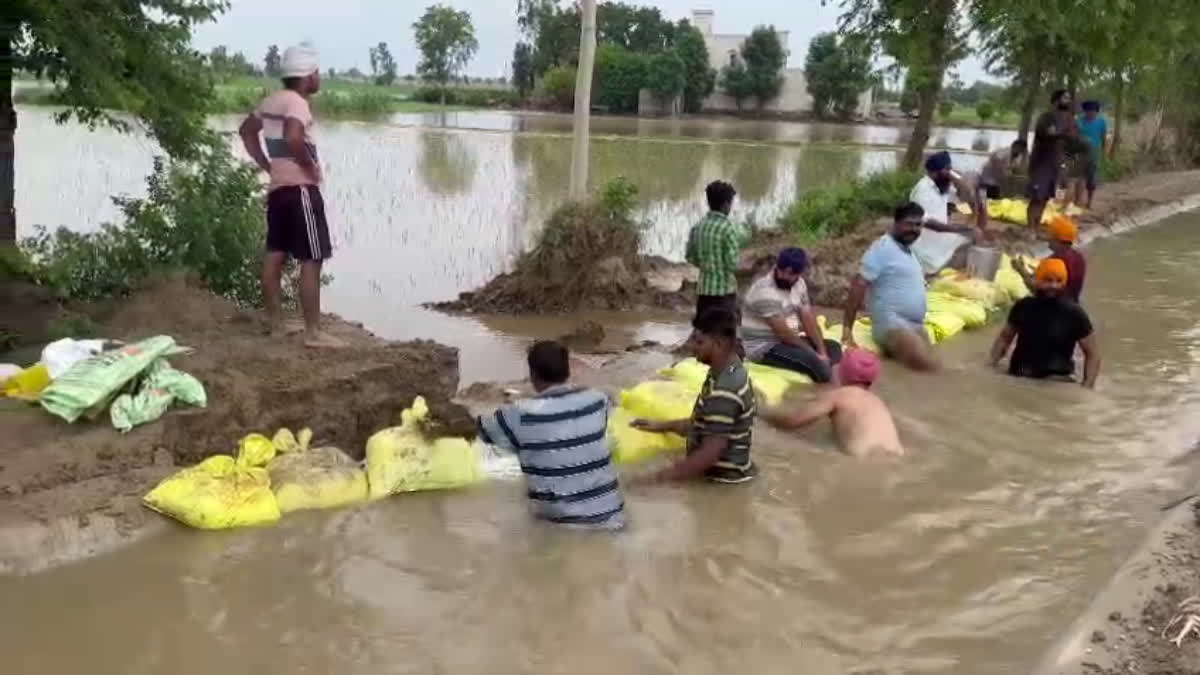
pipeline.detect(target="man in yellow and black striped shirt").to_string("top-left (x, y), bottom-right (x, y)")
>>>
top-left (631, 308), bottom-right (758, 484)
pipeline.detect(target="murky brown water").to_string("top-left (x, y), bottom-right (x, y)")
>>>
top-left (5, 185), bottom-right (1200, 675)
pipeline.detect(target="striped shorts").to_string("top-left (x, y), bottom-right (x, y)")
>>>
top-left (266, 184), bottom-right (332, 261)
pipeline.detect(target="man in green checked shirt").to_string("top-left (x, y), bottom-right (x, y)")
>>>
top-left (686, 180), bottom-right (750, 322)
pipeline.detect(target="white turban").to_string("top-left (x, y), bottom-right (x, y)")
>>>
top-left (281, 44), bottom-right (319, 78)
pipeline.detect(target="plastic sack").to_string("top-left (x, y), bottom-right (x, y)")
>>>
top-left (924, 311), bottom-right (966, 343)
top-left (926, 291), bottom-right (989, 328)
top-left (929, 273), bottom-right (1003, 310)
top-left (3, 362), bottom-right (50, 401)
top-left (109, 359), bottom-right (207, 432)
top-left (656, 358), bottom-right (710, 390)
top-left (268, 443), bottom-right (368, 514)
top-left (826, 319), bottom-right (881, 354)
top-left (42, 338), bottom-right (106, 379)
top-left (40, 336), bottom-right (182, 423)
top-left (142, 455), bottom-right (281, 529)
top-left (911, 229), bottom-right (971, 274)
top-left (365, 396), bottom-right (483, 499)
top-left (658, 358), bottom-right (811, 406)
top-left (608, 406), bottom-right (685, 465)
top-left (620, 380), bottom-right (698, 422)
top-left (994, 254), bottom-right (1031, 305)
top-left (236, 433), bottom-right (277, 468)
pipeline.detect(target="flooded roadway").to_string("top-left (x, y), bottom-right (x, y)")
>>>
top-left (4, 212), bottom-right (1200, 673)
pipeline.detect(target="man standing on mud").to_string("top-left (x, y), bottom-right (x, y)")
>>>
top-left (1026, 89), bottom-right (1077, 230)
top-left (686, 180), bottom-right (749, 321)
top-left (239, 43), bottom-right (343, 349)
top-left (843, 202), bottom-right (938, 372)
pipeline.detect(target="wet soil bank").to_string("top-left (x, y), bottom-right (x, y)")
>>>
top-left (0, 278), bottom-right (463, 575)
top-left (1032, 497), bottom-right (1200, 675)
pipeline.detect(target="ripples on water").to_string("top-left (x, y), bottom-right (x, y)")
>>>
top-left (9, 108), bottom-right (1199, 674)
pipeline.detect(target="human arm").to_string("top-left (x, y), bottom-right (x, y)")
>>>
top-left (988, 323), bottom-right (1017, 368)
top-left (476, 405), bottom-right (522, 453)
top-left (237, 115), bottom-right (270, 173)
top-left (842, 274), bottom-right (869, 347)
top-left (762, 393), bottom-right (836, 431)
top-left (630, 417), bottom-right (691, 435)
top-left (798, 307), bottom-right (828, 359)
top-left (283, 117), bottom-right (320, 182)
top-left (642, 435), bottom-right (727, 483)
top-left (1079, 333), bottom-right (1101, 389)
top-left (685, 227), bottom-right (699, 267)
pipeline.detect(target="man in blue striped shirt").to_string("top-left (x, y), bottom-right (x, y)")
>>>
top-left (477, 341), bottom-right (626, 529)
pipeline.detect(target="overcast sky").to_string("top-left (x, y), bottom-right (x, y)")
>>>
top-left (192, 0), bottom-right (990, 83)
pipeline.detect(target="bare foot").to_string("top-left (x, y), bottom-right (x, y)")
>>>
top-left (262, 318), bottom-right (306, 337)
top-left (304, 330), bottom-right (348, 349)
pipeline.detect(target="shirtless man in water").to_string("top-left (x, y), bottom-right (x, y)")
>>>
top-left (761, 350), bottom-right (904, 458)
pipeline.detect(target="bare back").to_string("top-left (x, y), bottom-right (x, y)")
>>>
top-left (828, 386), bottom-right (904, 458)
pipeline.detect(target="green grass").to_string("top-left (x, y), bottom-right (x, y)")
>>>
top-left (939, 103), bottom-right (1020, 129)
top-left (778, 169), bottom-right (922, 239)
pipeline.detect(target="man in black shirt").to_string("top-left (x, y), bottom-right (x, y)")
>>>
top-left (1026, 89), bottom-right (1078, 229)
top-left (989, 258), bottom-right (1101, 388)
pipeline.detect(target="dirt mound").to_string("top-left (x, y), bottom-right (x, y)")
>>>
top-left (0, 277), bottom-right (464, 569)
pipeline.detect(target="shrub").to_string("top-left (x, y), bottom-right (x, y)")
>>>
top-left (593, 44), bottom-right (647, 113)
top-left (938, 100), bottom-right (955, 119)
top-left (539, 66), bottom-right (577, 110)
top-left (779, 169), bottom-right (920, 239)
top-left (22, 143), bottom-right (284, 307)
top-left (976, 100), bottom-right (995, 123)
top-left (410, 85), bottom-right (521, 108)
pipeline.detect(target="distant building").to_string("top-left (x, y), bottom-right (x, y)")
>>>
top-left (641, 10), bottom-right (873, 117)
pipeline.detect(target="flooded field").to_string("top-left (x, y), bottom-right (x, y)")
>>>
top-left (4, 202), bottom-right (1200, 673)
top-left (14, 107), bottom-right (1010, 382)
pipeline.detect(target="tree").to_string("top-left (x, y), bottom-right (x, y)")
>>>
top-left (719, 59), bottom-right (754, 112)
top-left (413, 4), bottom-right (479, 103)
top-left (976, 99), bottom-right (995, 123)
top-left (264, 45), bottom-right (282, 78)
top-left (835, 0), bottom-right (967, 169)
top-left (804, 32), bottom-right (873, 120)
top-left (512, 42), bottom-right (535, 96)
top-left (592, 44), bottom-right (646, 113)
top-left (740, 26), bottom-right (788, 108)
top-left (675, 20), bottom-right (716, 113)
top-left (646, 51), bottom-right (685, 107)
top-left (595, 3), bottom-right (675, 52)
top-left (938, 99), bottom-right (954, 119)
top-left (369, 42), bottom-right (398, 86)
top-left (3, 0), bottom-right (227, 244)
top-left (570, 0), bottom-right (597, 199)
top-left (208, 46), bottom-right (258, 79)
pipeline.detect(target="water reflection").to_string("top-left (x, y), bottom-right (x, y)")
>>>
top-left (418, 131), bottom-right (478, 196)
top-left (795, 145), bottom-right (865, 192)
top-left (715, 142), bottom-right (780, 202)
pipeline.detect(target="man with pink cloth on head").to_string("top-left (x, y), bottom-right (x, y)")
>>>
top-left (761, 350), bottom-right (904, 458)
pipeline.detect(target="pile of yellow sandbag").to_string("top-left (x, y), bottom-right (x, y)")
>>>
top-left (957, 198), bottom-right (1084, 226)
top-left (143, 396), bottom-right (482, 530)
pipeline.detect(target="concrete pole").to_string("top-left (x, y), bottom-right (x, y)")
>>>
top-left (568, 0), bottom-right (596, 200)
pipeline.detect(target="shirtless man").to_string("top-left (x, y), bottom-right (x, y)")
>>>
top-left (761, 350), bottom-right (904, 458)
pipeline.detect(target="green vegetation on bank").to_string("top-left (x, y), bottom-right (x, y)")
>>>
top-left (779, 169), bottom-right (921, 241)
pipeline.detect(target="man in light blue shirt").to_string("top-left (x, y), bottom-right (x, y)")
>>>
top-left (1075, 100), bottom-right (1108, 209)
top-left (842, 202), bottom-right (938, 372)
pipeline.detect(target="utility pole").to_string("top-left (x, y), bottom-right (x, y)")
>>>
top-left (568, 0), bottom-right (596, 199)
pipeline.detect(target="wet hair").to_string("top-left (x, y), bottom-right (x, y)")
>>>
top-left (692, 308), bottom-right (738, 341)
top-left (705, 180), bottom-right (737, 211)
top-left (1082, 100), bottom-right (1101, 112)
top-left (282, 76), bottom-right (304, 90)
top-left (894, 201), bottom-right (925, 222)
top-left (1010, 139), bottom-right (1028, 155)
top-left (1050, 88), bottom-right (1068, 104)
top-left (527, 340), bottom-right (570, 384)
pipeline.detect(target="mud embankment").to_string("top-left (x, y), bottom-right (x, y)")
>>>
top-left (0, 277), bottom-right (463, 574)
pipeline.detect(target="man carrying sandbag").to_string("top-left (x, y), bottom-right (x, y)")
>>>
top-left (989, 259), bottom-right (1100, 388)
top-left (741, 247), bottom-right (841, 383)
top-left (843, 203), bottom-right (938, 372)
top-left (476, 341), bottom-right (626, 529)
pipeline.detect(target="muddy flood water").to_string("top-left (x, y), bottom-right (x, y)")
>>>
top-left (10, 108), bottom-right (1200, 673)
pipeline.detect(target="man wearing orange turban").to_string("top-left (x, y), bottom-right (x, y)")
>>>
top-left (990, 258), bottom-right (1101, 388)
top-left (1021, 215), bottom-right (1087, 302)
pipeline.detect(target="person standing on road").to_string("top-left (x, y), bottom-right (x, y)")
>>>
top-left (1026, 89), bottom-right (1077, 230)
top-left (843, 202), bottom-right (938, 372)
top-left (686, 180), bottom-right (749, 321)
top-left (1075, 101), bottom-right (1108, 209)
top-left (741, 247), bottom-right (842, 382)
top-left (990, 258), bottom-right (1100, 388)
top-left (238, 43), bottom-right (344, 349)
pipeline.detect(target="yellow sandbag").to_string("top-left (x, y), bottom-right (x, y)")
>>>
top-left (271, 427), bottom-right (312, 454)
top-left (656, 358), bottom-right (709, 389)
top-left (142, 455), bottom-right (281, 530)
top-left (995, 254), bottom-right (1031, 304)
top-left (926, 291), bottom-right (988, 328)
top-left (236, 433), bottom-right (276, 468)
top-left (608, 406), bottom-right (684, 465)
top-left (620, 380), bottom-right (698, 421)
top-left (4, 362), bottom-right (50, 401)
top-left (924, 311), bottom-right (966, 342)
top-left (929, 273), bottom-right (1002, 309)
top-left (364, 396), bottom-right (482, 499)
top-left (658, 358), bottom-right (811, 406)
top-left (826, 319), bottom-right (881, 354)
top-left (268, 444), bottom-right (368, 514)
